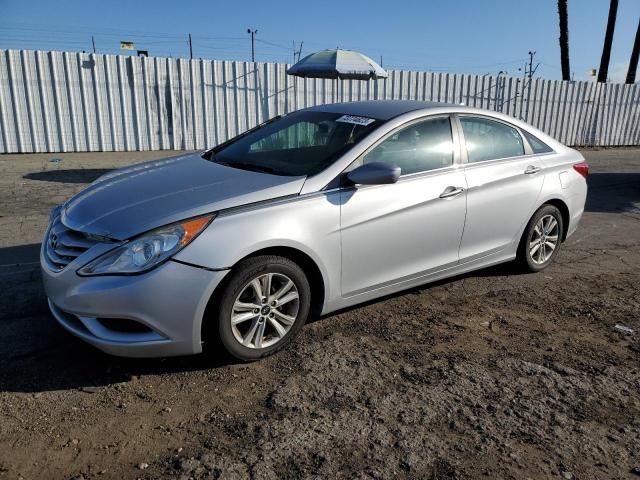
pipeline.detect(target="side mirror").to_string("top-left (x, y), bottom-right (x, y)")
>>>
top-left (347, 162), bottom-right (400, 185)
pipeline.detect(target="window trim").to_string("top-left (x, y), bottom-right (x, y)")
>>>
top-left (454, 114), bottom-right (556, 165)
top-left (520, 129), bottom-right (556, 156)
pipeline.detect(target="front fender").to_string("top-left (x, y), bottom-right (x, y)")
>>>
top-left (173, 192), bottom-right (342, 313)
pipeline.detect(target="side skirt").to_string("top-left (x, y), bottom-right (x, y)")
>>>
top-left (323, 250), bottom-right (517, 315)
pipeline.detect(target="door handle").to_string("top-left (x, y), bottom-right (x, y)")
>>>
top-left (439, 186), bottom-right (465, 199)
top-left (524, 165), bottom-right (542, 175)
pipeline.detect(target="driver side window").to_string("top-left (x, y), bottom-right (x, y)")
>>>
top-left (363, 116), bottom-right (454, 175)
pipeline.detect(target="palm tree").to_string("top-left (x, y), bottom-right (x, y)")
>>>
top-left (597, 0), bottom-right (619, 83)
top-left (625, 18), bottom-right (640, 84)
top-left (558, 0), bottom-right (571, 81)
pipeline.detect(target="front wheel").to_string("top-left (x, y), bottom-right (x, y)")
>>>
top-left (517, 204), bottom-right (564, 272)
top-left (213, 255), bottom-right (311, 361)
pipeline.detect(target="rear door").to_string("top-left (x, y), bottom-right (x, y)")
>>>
top-left (339, 115), bottom-right (468, 297)
top-left (456, 115), bottom-right (545, 261)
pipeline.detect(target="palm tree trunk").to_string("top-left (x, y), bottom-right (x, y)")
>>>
top-left (558, 0), bottom-right (571, 81)
top-left (625, 18), bottom-right (640, 84)
top-left (597, 0), bottom-right (619, 83)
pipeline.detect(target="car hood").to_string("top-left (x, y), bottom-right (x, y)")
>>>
top-left (61, 153), bottom-right (306, 240)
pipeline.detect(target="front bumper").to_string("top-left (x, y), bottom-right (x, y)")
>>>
top-left (41, 246), bottom-right (229, 358)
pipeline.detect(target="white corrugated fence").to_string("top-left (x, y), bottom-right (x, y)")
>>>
top-left (1, 48), bottom-right (639, 153)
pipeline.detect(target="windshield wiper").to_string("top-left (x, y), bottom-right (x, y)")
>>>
top-left (215, 161), bottom-right (281, 175)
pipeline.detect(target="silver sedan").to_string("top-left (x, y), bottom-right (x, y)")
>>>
top-left (41, 101), bottom-right (588, 360)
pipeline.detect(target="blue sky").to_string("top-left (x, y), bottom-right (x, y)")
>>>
top-left (1, 0), bottom-right (639, 81)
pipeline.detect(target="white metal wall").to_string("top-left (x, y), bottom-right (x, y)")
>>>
top-left (1, 49), bottom-right (639, 153)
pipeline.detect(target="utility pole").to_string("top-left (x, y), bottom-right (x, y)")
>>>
top-left (525, 51), bottom-right (539, 120)
top-left (497, 70), bottom-right (507, 110)
top-left (514, 65), bottom-right (525, 114)
top-left (294, 41), bottom-right (303, 63)
top-left (380, 55), bottom-right (383, 67)
top-left (247, 28), bottom-right (257, 62)
top-left (297, 41), bottom-right (303, 62)
top-left (526, 50), bottom-right (539, 79)
top-left (188, 33), bottom-right (193, 59)
top-left (91, 36), bottom-right (96, 54)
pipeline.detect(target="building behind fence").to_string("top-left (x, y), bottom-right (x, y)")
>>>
top-left (1, 49), bottom-right (639, 153)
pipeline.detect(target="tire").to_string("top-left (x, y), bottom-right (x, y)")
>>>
top-left (212, 255), bottom-right (311, 361)
top-left (517, 204), bottom-right (564, 272)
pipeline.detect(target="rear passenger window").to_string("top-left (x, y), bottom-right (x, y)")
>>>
top-left (522, 130), bottom-right (554, 154)
top-left (460, 117), bottom-right (524, 163)
top-left (364, 117), bottom-right (453, 175)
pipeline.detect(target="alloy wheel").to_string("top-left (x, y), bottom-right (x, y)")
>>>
top-left (529, 214), bottom-right (559, 265)
top-left (230, 273), bottom-right (300, 349)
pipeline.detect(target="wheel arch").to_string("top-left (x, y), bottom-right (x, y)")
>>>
top-left (543, 198), bottom-right (571, 241)
top-left (201, 246), bottom-right (327, 349)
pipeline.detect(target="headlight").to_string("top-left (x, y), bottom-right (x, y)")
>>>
top-left (77, 214), bottom-right (214, 276)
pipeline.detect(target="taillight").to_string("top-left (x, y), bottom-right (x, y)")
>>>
top-left (573, 161), bottom-right (589, 179)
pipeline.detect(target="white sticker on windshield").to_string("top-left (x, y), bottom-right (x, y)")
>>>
top-left (335, 115), bottom-right (376, 126)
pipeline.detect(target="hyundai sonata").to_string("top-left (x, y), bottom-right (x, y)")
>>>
top-left (41, 101), bottom-right (588, 360)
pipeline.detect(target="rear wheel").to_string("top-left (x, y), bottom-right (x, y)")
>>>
top-left (518, 204), bottom-right (564, 272)
top-left (213, 255), bottom-right (310, 361)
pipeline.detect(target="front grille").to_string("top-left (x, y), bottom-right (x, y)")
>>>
top-left (45, 215), bottom-right (99, 271)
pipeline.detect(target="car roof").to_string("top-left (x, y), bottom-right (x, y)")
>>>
top-left (300, 100), bottom-right (566, 154)
top-left (305, 100), bottom-right (455, 120)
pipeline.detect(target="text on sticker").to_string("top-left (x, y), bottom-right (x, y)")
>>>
top-left (335, 115), bottom-right (376, 126)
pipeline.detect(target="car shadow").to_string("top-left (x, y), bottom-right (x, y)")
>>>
top-left (0, 243), bottom-right (234, 394)
top-left (2, 169), bottom-right (637, 393)
top-left (307, 261), bottom-right (528, 326)
top-left (0, 257), bottom-right (519, 394)
top-left (24, 168), bottom-right (113, 184)
top-left (3, 256), bottom-right (517, 394)
top-left (585, 172), bottom-right (640, 214)
top-left (0, 306), bottom-right (232, 394)
top-left (0, 243), bottom-right (42, 266)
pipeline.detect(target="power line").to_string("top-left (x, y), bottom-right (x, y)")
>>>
top-left (0, 26), bottom-right (250, 44)
top-left (255, 38), bottom-right (290, 51)
top-left (0, 25), bottom-right (187, 39)
top-left (0, 22), bottom-right (519, 69)
top-left (0, 21), bottom-right (547, 76)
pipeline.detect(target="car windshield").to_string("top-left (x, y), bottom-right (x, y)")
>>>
top-left (205, 111), bottom-right (383, 176)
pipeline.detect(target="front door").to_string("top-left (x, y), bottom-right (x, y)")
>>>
top-left (340, 115), bottom-right (467, 297)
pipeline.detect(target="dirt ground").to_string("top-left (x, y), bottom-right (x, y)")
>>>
top-left (0, 148), bottom-right (638, 480)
